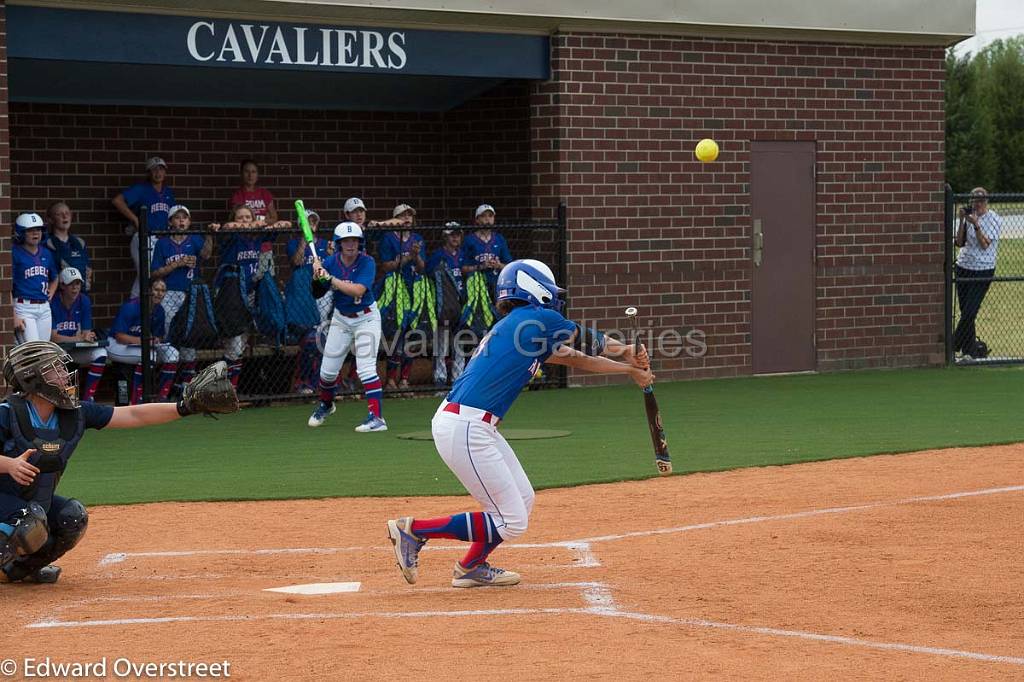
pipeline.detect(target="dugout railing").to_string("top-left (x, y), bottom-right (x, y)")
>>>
top-left (945, 186), bottom-right (1024, 366)
top-left (134, 203), bottom-right (568, 405)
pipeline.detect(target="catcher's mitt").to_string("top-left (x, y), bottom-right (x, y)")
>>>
top-left (177, 361), bottom-right (239, 417)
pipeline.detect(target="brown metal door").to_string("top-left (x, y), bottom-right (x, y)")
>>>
top-left (750, 141), bottom-right (816, 374)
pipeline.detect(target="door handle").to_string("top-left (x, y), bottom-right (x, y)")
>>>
top-left (752, 218), bottom-right (764, 267)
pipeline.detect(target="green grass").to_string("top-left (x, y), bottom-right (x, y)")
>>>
top-left (60, 366), bottom-right (1024, 505)
top-left (955, 237), bottom-right (1024, 357)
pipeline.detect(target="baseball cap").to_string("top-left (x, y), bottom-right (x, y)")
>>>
top-left (392, 203), bottom-right (416, 218)
top-left (344, 197), bottom-right (366, 213)
top-left (145, 156), bottom-right (168, 171)
top-left (475, 204), bottom-right (495, 218)
top-left (442, 221), bottom-right (462, 235)
top-left (59, 267), bottom-right (84, 285)
top-left (15, 213), bottom-right (45, 230)
top-left (168, 204), bottom-right (190, 218)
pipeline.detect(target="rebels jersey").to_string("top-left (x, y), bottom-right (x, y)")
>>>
top-left (378, 231), bottom-right (425, 281)
top-left (462, 232), bottom-right (512, 283)
top-left (12, 245), bottom-right (57, 300)
top-left (111, 297), bottom-right (167, 339)
top-left (322, 252), bottom-right (377, 315)
top-left (447, 305), bottom-right (576, 418)
top-left (50, 294), bottom-right (93, 337)
top-left (287, 237), bottom-right (330, 271)
top-left (217, 234), bottom-right (274, 291)
top-left (121, 182), bottom-right (175, 232)
top-left (152, 235), bottom-right (206, 291)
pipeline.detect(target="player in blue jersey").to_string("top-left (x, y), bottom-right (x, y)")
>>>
top-left (287, 208), bottom-right (333, 393)
top-left (427, 222), bottom-right (467, 388)
top-left (212, 204), bottom-right (277, 387)
top-left (112, 156), bottom-right (177, 298)
top-left (107, 280), bottom-right (180, 404)
top-left (387, 259), bottom-right (652, 587)
top-left (49, 268), bottom-right (107, 403)
top-left (44, 202), bottom-right (92, 293)
top-left (308, 222), bottom-right (387, 432)
top-left (461, 204), bottom-right (512, 295)
top-left (151, 205), bottom-right (214, 387)
top-left (11, 213), bottom-right (59, 344)
top-left (375, 204), bottom-right (426, 390)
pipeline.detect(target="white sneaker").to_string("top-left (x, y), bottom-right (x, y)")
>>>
top-left (307, 401), bottom-right (336, 427)
top-left (354, 413), bottom-right (388, 433)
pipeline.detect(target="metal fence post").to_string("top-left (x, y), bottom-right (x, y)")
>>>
top-left (138, 208), bottom-right (154, 402)
top-left (944, 184), bottom-right (953, 366)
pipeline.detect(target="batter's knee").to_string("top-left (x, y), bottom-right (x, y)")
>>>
top-left (522, 488), bottom-right (536, 517)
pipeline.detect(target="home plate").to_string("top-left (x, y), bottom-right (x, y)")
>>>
top-left (264, 582), bottom-right (362, 595)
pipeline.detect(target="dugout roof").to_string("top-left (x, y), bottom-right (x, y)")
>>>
top-left (6, 0), bottom-right (974, 110)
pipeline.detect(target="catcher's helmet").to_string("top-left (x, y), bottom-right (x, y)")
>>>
top-left (496, 259), bottom-right (565, 310)
top-left (3, 341), bottom-right (80, 410)
top-left (332, 221), bottom-right (364, 244)
top-left (13, 213), bottom-right (45, 244)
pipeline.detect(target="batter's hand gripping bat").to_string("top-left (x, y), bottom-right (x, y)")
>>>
top-left (625, 306), bottom-right (672, 476)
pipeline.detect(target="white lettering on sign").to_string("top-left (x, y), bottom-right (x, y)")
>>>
top-left (186, 21), bottom-right (408, 70)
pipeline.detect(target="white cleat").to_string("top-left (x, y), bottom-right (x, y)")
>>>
top-left (451, 561), bottom-right (521, 588)
top-left (307, 401), bottom-right (336, 427)
top-left (355, 413), bottom-right (387, 432)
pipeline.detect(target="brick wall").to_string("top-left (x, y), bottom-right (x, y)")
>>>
top-left (530, 33), bottom-right (947, 383)
top-left (9, 88), bottom-right (534, 325)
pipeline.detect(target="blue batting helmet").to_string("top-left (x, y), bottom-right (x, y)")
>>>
top-left (13, 213), bottom-right (44, 244)
top-left (496, 259), bottom-right (565, 309)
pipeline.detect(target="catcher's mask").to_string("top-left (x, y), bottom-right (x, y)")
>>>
top-left (3, 341), bottom-right (80, 410)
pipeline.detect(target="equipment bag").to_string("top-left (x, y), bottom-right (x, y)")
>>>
top-left (214, 265), bottom-right (252, 338)
top-left (169, 282), bottom-right (220, 349)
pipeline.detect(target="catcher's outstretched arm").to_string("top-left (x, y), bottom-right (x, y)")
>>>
top-left (107, 403), bottom-right (184, 429)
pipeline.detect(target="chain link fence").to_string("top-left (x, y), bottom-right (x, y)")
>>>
top-left (128, 204), bottom-right (567, 405)
top-left (946, 189), bottom-right (1024, 365)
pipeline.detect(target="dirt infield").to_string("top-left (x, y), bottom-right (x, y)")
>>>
top-left (5, 444), bottom-right (1024, 680)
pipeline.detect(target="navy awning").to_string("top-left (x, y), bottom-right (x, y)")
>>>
top-left (6, 6), bottom-right (549, 111)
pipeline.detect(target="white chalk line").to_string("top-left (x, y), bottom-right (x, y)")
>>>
top-left (28, 582), bottom-right (614, 629)
top-left (98, 541), bottom-right (599, 568)
top-left (97, 483), bottom-right (1024, 569)
top-left (594, 610), bottom-right (1024, 667)
top-left (25, 586), bottom-right (1024, 666)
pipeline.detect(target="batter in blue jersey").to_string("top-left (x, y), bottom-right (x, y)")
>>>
top-left (386, 259), bottom-right (653, 588)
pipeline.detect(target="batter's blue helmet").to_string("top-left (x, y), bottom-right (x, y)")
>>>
top-left (496, 259), bottom-right (565, 310)
top-left (13, 213), bottom-right (44, 244)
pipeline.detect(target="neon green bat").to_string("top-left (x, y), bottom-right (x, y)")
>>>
top-left (294, 199), bottom-right (326, 279)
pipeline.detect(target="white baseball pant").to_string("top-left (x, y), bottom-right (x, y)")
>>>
top-left (14, 300), bottom-right (52, 344)
top-left (319, 304), bottom-right (382, 384)
top-left (107, 340), bottom-right (179, 365)
top-left (430, 401), bottom-right (535, 541)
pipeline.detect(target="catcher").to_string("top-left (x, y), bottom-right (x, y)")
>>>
top-left (0, 341), bottom-right (237, 584)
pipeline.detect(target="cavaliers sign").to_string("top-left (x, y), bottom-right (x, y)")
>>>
top-left (186, 22), bottom-right (408, 70)
top-left (7, 6), bottom-right (549, 79)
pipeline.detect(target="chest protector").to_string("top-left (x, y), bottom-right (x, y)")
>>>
top-left (2, 396), bottom-right (85, 505)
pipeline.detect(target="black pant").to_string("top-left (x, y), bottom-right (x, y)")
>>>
top-left (953, 265), bottom-right (995, 354)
